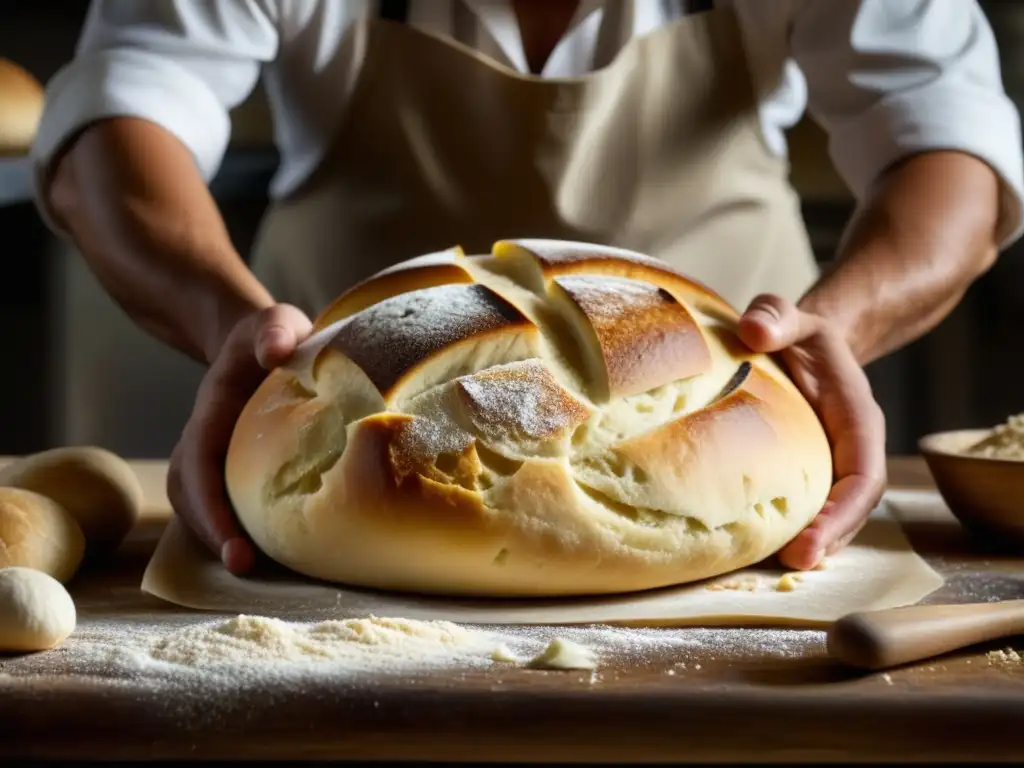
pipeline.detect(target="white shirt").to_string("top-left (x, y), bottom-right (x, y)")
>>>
top-left (31, 0), bottom-right (1024, 247)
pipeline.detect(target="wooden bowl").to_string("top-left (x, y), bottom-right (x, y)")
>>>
top-left (919, 429), bottom-right (1024, 549)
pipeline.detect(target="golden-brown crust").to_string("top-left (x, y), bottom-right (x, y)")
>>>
top-left (327, 283), bottom-right (537, 401)
top-left (312, 247), bottom-right (474, 330)
top-left (493, 238), bottom-right (740, 322)
top-left (225, 240), bottom-right (833, 597)
top-left (0, 487), bottom-right (85, 583)
top-left (552, 274), bottom-right (713, 400)
top-left (0, 446), bottom-right (142, 551)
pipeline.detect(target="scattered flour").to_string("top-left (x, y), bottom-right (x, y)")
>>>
top-left (456, 359), bottom-right (589, 441)
top-left (0, 615), bottom-right (824, 683)
top-left (147, 615), bottom-right (492, 669)
top-left (0, 615), bottom-right (834, 727)
top-left (706, 575), bottom-right (764, 593)
top-left (329, 283), bottom-right (525, 391)
top-left (0, 612), bottom-right (831, 731)
top-left (554, 274), bottom-right (671, 321)
top-left (711, 568), bottom-right (823, 594)
top-left (394, 412), bottom-right (475, 466)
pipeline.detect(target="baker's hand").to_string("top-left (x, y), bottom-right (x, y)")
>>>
top-left (168, 304), bottom-right (313, 575)
top-left (737, 294), bottom-right (887, 570)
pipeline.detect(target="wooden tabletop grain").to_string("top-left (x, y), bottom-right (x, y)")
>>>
top-left (1, 456), bottom-right (1023, 763)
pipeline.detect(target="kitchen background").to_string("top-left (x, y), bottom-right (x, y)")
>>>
top-left (1, 0), bottom-right (1023, 459)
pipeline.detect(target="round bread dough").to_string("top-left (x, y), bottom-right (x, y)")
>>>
top-left (225, 240), bottom-right (833, 597)
top-left (0, 58), bottom-right (44, 153)
top-left (0, 488), bottom-right (86, 583)
top-left (0, 446), bottom-right (144, 551)
top-left (0, 567), bottom-right (76, 652)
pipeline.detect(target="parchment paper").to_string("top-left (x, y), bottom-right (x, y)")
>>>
top-left (140, 495), bottom-right (944, 628)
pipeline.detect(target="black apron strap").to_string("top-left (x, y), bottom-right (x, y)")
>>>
top-left (684, 0), bottom-right (714, 13)
top-left (379, 0), bottom-right (410, 23)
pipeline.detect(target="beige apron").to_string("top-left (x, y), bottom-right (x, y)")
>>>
top-left (249, 1), bottom-right (818, 318)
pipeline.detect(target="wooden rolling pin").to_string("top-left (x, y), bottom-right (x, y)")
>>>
top-left (827, 600), bottom-right (1024, 670)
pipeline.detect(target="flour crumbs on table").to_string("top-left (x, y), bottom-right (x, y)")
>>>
top-left (148, 615), bottom-right (491, 669)
top-left (136, 617), bottom-right (824, 675)
top-left (0, 612), bottom-right (829, 709)
top-left (987, 647), bottom-right (1024, 666)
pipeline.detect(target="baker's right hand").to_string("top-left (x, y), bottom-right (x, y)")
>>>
top-left (168, 304), bottom-right (313, 574)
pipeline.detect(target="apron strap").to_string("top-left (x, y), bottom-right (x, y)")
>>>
top-left (379, 0), bottom-right (410, 23)
top-left (683, 0), bottom-right (714, 12)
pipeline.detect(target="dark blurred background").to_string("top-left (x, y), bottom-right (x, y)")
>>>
top-left (1, 0), bottom-right (1023, 459)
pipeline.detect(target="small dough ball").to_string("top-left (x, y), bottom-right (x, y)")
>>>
top-left (0, 488), bottom-right (85, 582)
top-left (490, 643), bottom-right (518, 663)
top-left (527, 637), bottom-right (598, 670)
top-left (0, 446), bottom-right (143, 551)
top-left (0, 566), bottom-right (76, 652)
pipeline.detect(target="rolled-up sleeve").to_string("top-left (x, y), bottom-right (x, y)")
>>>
top-left (31, 0), bottom-right (279, 230)
top-left (790, 0), bottom-right (1024, 248)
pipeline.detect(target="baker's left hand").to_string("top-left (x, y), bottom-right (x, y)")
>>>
top-left (736, 294), bottom-right (887, 570)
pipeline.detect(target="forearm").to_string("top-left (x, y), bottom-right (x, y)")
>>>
top-left (798, 151), bottom-right (1002, 366)
top-left (47, 117), bottom-right (274, 364)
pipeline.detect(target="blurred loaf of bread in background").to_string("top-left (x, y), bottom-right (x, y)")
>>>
top-left (0, 57), bottom-right (44, 154)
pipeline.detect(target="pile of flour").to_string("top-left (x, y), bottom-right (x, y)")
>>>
top-left (966, 412), bottom-right (1024, 460)
top-left (147, 614), bottom-right (494, 669)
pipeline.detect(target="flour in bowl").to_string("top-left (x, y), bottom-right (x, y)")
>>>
top-left (966, 413), bottom-right (1024, 460)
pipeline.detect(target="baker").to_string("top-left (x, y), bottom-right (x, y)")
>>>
top-left (29, 0), bottom-right (1024, 578)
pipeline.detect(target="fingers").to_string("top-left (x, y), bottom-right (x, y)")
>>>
top-left (169, 400), bottom-right (258, 574)
top-left (805, 336), bottom-right (886, 484)
top-left (166, 303), bottom-right (310, 574)
top-left (204, 304), bottom-right (313, 402)
top-left (779, 326), bottom-right (887, 568)
top-left (168, 433), bottom-right (255, 575)
top-left (253, 304), bottom-right (313, 370)
top-left (737, 294), bottom-right (814, 353)
top-left (777, 471), bottom-right (886, 570)
top-left (737, 296), bottom-right (887, 567)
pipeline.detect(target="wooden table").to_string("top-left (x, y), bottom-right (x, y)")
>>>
top-left (1, 456), bottom-right (1023, 762)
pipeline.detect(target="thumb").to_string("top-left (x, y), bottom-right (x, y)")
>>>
top-left (737, 294), bottom-right (806, 353)
top-left (254, 303), bottom-right (313, 370)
